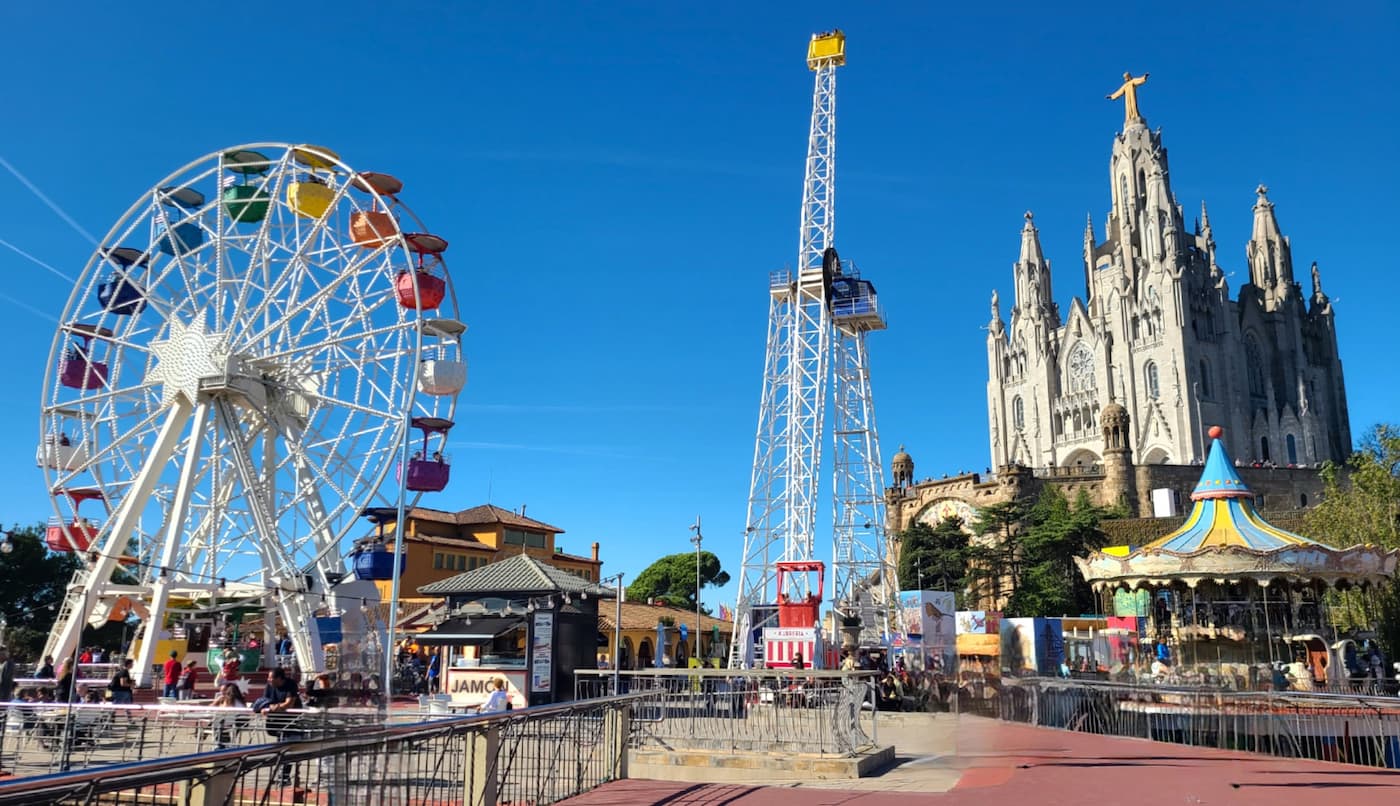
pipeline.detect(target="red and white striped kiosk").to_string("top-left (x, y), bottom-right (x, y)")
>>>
top-left (760, 561), bottom-right (833, 669)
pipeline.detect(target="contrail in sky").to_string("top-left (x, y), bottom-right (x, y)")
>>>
top-left (0, 238), bottom-right (75, 283)
top-left (0, 290), bottom-right (58, 323)
top-left (0, 155), bottom-right (99, 246)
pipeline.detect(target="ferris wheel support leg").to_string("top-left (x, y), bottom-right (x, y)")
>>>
top-left (132, 403), bottom-right (208, 688)
top-left (47, 400), bottom-right (194, 673)
top-left (215, 401), bottom-right (325, 674)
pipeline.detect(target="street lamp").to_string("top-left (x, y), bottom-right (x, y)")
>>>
top-left (600, 572), bottom-right (624, 694)
top-left (689, 517), bottom-right (703, 664)
top-left (0, 528), bottom-right (14, 555)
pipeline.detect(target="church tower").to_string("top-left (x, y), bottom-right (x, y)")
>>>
top-left (986, 72), bottom-right (1353, 477)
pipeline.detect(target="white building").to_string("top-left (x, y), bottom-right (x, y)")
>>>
top-left (986, 76), bottom-right (1351, 471)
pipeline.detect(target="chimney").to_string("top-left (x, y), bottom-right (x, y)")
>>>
top-left (591, 542), bottom-right (600, 563)
top-left (520, 503), bottom-right (527, 516)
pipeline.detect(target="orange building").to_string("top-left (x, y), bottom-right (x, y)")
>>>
top-left (368, 504), bottom-right (602, 602)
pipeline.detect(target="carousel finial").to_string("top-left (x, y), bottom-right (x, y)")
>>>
top-left (1208, 425), bottom-right (1223, 440)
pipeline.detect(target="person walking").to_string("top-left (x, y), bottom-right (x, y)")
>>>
top-left (162, 651), bottom-right (182, 699)
top-left (178, 659), bottom-right (199, 700)
top-left (427, 654), bottom-right (440, 694)
top-left (0, 648), bottom-right (16, 703)
top-left (107, 659), bottom-right (134, 705)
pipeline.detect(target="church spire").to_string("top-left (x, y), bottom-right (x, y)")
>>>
top-left (1019, 210), bottom-right (1046, 265)
top-left (1200, 200), bottom-right (1217, 268)
top-left (1246, 184), bottom-right (1295, 306)
top-left (1309, 261), bottom-right (1332, 314)
top-left (989, 289), bottom-right (1004, 336)
top-left (1013, 211), bottom-right (1057, 325)
top-left (1082, 213), bottom-right (1097, 306)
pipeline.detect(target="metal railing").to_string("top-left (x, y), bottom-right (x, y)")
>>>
top-left (576, 669), bottom-right (878, 756)
top-left (977, 677), bottom-right (1400, 769)
top-left (0, 693), bottom-right (639, 805)
top-left (0, 702), bottom-right (386, 778)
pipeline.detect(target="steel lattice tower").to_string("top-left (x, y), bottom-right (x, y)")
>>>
top-left (731, 31), bottom-right (892, 667)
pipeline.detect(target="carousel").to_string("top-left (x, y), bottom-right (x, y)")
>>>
top-left (1076, 426), bottom-right (1398, 689)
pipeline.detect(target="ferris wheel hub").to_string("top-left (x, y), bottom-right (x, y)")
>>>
top-left (145, 318), bottom-right (229, 407)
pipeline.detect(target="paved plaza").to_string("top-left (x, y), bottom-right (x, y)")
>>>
top-left (565, 714), bottom-right (1400, 805)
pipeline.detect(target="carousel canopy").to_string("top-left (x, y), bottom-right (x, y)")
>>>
top-left (1076, 426), bottom-right (1398, 590)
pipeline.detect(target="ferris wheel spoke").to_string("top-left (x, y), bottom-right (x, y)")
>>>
top-left (53, 380), bottom-right (155, 412)
top-left (250, 320), bottom-right (414, 367)
top-left (236, 182), bottom-right (363, 344)
top-left (213, 400), bottom-right (296, 575)
top-left (238, 250), bottom-right (391, 351)
top-left (222, 164), bottom-right (293, 335)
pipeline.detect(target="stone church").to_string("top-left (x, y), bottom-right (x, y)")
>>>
top-left (885, 75), bottom-right (1349, 601)
top-left (986, 74), bottom-right (1350, 473)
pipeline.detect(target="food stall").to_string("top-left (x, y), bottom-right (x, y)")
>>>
top-left (416, 553), bottom-right (613, 709)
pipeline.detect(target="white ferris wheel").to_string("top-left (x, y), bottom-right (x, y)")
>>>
top-left (37, 144), bottom-right (466, 683)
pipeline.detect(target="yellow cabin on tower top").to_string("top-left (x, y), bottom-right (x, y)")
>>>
top-left (807, 29), bottom-right (846, 70)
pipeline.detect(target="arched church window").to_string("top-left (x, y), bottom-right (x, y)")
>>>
top-left (1012, 396), bottom-right (1025, 431)
top-left (1119, 174), bottom-right (1128, 207)
top-left (1286, 434), bottom-right (1297, 465)
top-left (1245, 336), bottom-right (1266, 397)
top-left (1198, 359), bottom-right (1212, 399)
top-left (1260, 436), bottom-right (1271, 463)
top-left (1068, 343), bottom-right (1095, 393)
top-left (1145, 361), bottom-right (1160, 399)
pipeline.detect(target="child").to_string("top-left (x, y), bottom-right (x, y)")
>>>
top-left (178, 659), bottom-right (200, 700)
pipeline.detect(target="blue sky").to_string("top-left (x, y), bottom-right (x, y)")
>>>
top-left (1, 2), bottom-right (1396, 614)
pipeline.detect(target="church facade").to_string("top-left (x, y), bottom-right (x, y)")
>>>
top-left (985, 75), bottom-right (1351, 473)
top-left (885, 75), bottom-right (1351, 609)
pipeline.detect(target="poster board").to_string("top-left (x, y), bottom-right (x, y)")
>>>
top-left (444, 668), bottom-right (527, 708)
top-left (531, 611), bottom-right (554, 693)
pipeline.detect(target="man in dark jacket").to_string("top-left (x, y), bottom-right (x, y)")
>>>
top-left (0, 649), bottom-right (16, 702)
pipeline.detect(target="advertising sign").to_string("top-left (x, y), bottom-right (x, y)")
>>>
top-left (955, 610), bottom-right (1002, 635)
top-left (895, 590), bottom-right (955, 673)
top-left (531, 611), bottom-right (553, 693)
top-left (445, 669), bottom-right (527, 708)
top-left (999, 617), bottom-right (1065, 677)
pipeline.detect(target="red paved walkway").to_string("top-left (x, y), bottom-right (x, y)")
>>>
top-left (564, 718), bottom-right (1400, 805)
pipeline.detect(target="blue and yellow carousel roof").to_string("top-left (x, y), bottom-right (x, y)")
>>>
top-left (1076, 426), bottom-right (1399, 588)
top-left (1144, 426), bottom-right (1320, 553)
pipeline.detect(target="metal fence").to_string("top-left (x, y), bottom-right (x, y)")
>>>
top-left (978, 677), bottom-right (1400, 769)
top-left (575, 669), bottom-right (878, 756)
top-left (0, 694), bottom-right (637, 805)
top-left (0, 702), bottom-right (388, 778)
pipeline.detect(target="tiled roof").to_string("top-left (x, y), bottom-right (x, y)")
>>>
top-left (597, 601), bottom-right (732, 634)
top-left (357, 529), bottom-right (493, 552)
top-left (418, 551), bottom-right (613, 597)
top-left (405, 504), bottom-right (564, 534)
top-left (553, 550), bottom-right (600, 565)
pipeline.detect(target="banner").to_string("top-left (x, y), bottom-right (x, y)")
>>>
top-left (531, 611), bottom-right (553, 693)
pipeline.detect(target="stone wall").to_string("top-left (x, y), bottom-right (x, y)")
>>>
top-left (1133, 464), bottom-right (1326, 518)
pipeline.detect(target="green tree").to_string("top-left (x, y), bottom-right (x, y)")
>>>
top-left (0, 524), bottom-right (83, 660)
top-left (1004, 489), bottom-right (1121, 618)
top-left (896, 517), bottom-right (971, 606)
top-left (970, 500), bottom-right (1029, 607)
top-left (627, 551), bottom-right (730, 613)
top-left (1305, 423), bottom-right (1400, 657)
